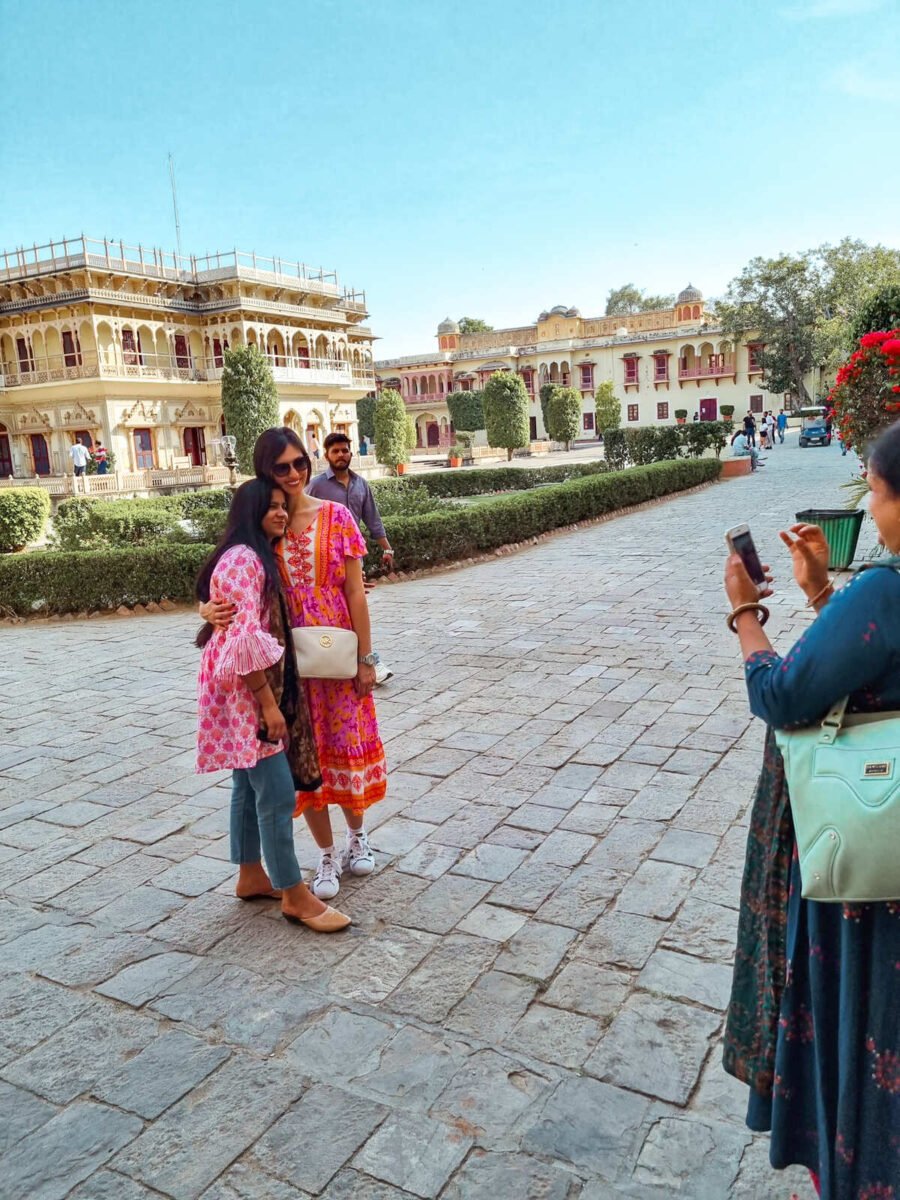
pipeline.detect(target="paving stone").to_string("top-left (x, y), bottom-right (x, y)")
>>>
top-left (90, 883), bottom-right (188, 931)
top-left (522, 1076), bottom-right (649, 1181)
top-left (67, 1170), bottom-right (167, 1200)
top-left (543, 960), bottom-right (632, 1023)
top-left (151, 853), bottom-right (235, 896)
top-left (0, 1100), bottom-right (142, 1200)
top-left (507, 1002), bottom-right (603, 1068)
top-left (0, 970), bottom-right (91, 1052)
top-left (208, 908), bottom-right (357, 983)
top-left (456, 903), bottom-right (529, 941)
top-left (638, 948), bottom-right (734, 1012)
top-left (370, 817), bottom-right (435, 855)
top-left (247, 1082), bottom-right (388, 1194)
top-left (0, 1079), bottom-right (57, 1156)
top-left (38, 930), bottom-right (160, 987)
top-left (287, 1008), bottom-right (397, 1085)
top-left (576, 910), bottom-right (667, 969)
top-left (651, 827), bottom-right (719, 868)
top-left (92, 1028), bottom-right (230, 1118)
top-left (488, 864), bottom-right (563, 912)
top-left (441, 1150), bottom-right (576, 1200)
top-left (616, 859), bottom-right (697, 920)
top-left (95, 950), bottom-right (202, 1006)
top-left (485, 824), bottom-right (545, 850)
top-left (200, 1161), bottom-right (312, 1199)
top-left (557, 799), bottom-right (620, 835)
top-left (149, 890), bottom-right (258, 953)
top-left (387, 932), bottom-right (498, 1022)
top-left (620, 785), bottom-right (691, 822)
top-left (631, 1114), bottom-right (750, 1196)
top-left (585, 993), bottom-right (721, 1105)
top-left (403, 747), bottom-right (474, 777)
top-left (534, 863), bottom-right (623, 930)
top-left (39, 800), bottom-right (112, 827)
top-left (729, 1134), bottom-right (811, 1198)
top-left (1, 1003), bottom-right (157, 1103)
top-left (427, 803), bottom-right (509, 850)
top-left (151, 961), bottom-right (328, 1053)
top-left (329, 926), bottom-right (438, 1001)
top-left (527, 828), bottom-right (595, 867)
top-left (396, 873), bottom-right (493, 935)
top-left (451, 842), bottom-right (528, 882)
top-left (587, 818), bottom-right (664, 870)
top-left (113, 1054), bottom-right (303, 1199)
top-left (319, 1169), bottom-right (418, 1199)
top-left (73, 838), bottom-right (141, 867)
top-left (495, 920), bottom-right (577, 982)
top-left (7, 857), bottom-right (98, 901)
top-left (506, 803), bottom-right (564, 833)
top-left (394, 841), bottom-right (461, 880)
top-left (431, 1047), bottom-right (553, 1150)
top-left (353, 1111), bottom-right (471, 1198)
top-left (351, 1024), bottom-right (470, 1109)
top-left (446, 970), bottom-right (537, 1041)
top-left (664, 748), bottom-right (721, 776)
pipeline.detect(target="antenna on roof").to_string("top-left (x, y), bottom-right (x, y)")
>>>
top-left (168, 153), bottom-right (183, 263)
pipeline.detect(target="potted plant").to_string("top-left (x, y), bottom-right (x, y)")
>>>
top-left (720, 405), bottom-right (735, 424)
top-left (675, 409), bottom-right (688, 425)
top-left (447, 444), bottom-right (464, 468)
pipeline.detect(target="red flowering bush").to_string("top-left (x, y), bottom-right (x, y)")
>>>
top-left (828, 328), bottom-right (900, 455)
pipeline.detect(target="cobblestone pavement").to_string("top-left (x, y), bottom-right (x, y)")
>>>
top-left (1, 438), bottom-right (866, 1198)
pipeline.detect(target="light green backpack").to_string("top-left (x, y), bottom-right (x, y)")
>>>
top-left (776, 695), bottom-right (900, 902)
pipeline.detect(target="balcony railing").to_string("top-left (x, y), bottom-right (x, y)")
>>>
top-left (404, 391), bottom-right (449, 406)
top-left (678, 358), bottom-right (736, 380)
top-left (1, 351), bottom-right (374, 390)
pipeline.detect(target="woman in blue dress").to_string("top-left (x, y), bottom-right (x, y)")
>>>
top-left (723, 420), bottom-right (900, 1200)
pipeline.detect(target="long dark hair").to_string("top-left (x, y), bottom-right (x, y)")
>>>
top-left (868, 421), bottom-right (900, 494)
top-left (194, 478), bottom-right (284, 648)
top-left (253, 426), bottom-right (311, 483)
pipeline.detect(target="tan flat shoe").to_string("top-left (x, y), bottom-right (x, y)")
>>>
top-left (283, 905), bottom-right (351, 932)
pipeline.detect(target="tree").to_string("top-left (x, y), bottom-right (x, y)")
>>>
top-left (374, 388), bottom-right (409, 473)
top-left (482, 371), bottom-right (529, 461)
top-left (356, 393), bottom-right (376, 441)
top-left (605, 284), bottom-right (675, 316)
top-left (446, 390), bottom-right (485, 433)
top-left (594, 380), bottom-right (621, 434)
top-left (220, 345), bottom-right (280, 473)
top-left (851, 283), bottom-right (900, 339)
top-left (821, 239), bottom-right (900, 360)
top-left (539, 384), bottom-right (555, 435)
top-left (457, 317), bottom-right (494, 335)
top-left (716, 254), bottom-right (823, 407)
top-left (545, 386), bottom-right (582, 450)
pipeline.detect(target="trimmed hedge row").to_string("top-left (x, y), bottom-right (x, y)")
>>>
top-left (0, 488), bottom-right (51, 553)
top-left (376, 458), bottom-right (611, 499)
top-left (371, 458), bottom-right (720, 571)
top-left (52, 489), bottom-right (232, 551)
top-left (0, 459), bottom-right (719, 613)
top-left (0, 544), bottom-right (210, 614)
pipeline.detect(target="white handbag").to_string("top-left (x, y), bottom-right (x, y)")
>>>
top-left (292, 626), bottom-right (358, 680)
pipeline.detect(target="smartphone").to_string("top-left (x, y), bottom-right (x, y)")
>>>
top-left (725, 524), bottom-right (767, 594)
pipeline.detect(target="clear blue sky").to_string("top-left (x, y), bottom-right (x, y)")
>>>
top-left (2, 0), bottom-right (898, 356)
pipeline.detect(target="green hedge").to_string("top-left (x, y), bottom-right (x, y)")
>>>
top-left (0, 544), bottom-right (211, 614)
top-left (377, 458), bottom-right (611, 499)
top-left (373, 458), bottom-right (720, 571)
top-left (0, 488), bottom-right (51, 553)
top-left (52, 496), bottom-right (190, 551)
top-left (0, 460), bottom-right (719, 613)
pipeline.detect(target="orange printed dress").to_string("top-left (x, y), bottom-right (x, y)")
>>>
top-left (277, 500), bottom-right (387, 816)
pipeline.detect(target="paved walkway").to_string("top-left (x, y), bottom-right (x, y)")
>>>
top-left (0, 438), bottom-right (867, 1198)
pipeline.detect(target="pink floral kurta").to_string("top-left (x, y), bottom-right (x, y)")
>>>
top-left (196, 545), bottom-right (284, 773)
top-left (277, 501), bottom-right (387, 815)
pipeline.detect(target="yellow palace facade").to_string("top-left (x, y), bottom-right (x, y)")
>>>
top-left (0, 235), bottom-right (375, 483)
top-left (376, 287), bottom-right (818, 448)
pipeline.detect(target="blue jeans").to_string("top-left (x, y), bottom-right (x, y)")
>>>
top-left (230, 751), bottom-right (302, 889)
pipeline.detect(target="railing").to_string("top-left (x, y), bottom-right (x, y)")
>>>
top-left (678, 358), bottom-right (736, 380)
top-left (0, 465), bottom-right (232, 498)
top-left (0, 236), bottom-right (365, 306)
top-left (404, 391), bottom-right (448, 405)
top-left (2, 351), bottom-right (374, 389)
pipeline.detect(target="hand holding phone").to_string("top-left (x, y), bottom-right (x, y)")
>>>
top-left (725, 524), bottom-right (768, 596)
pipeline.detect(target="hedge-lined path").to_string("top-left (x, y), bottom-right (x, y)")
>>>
top-left (0, 439), bottom-right (863, 1198)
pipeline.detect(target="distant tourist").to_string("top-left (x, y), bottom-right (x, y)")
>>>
top-left (765, 411), bottom-right (776, 447)
top-left (722, 419), bottom-right (900, 1198)
top-left (308, 432), bottom-right (320, 460)
top-left (730, 427), bottom-right (761, 470)
top-left (759, 421), bottom-right (769, 450)
top-left (307, 431), bottom-right (395, 684)
top-left (743, 412), bottom-right (756, 447)
top-left (69, 439), bottom-right (91, 477)
top-left (359, 436), bottom-right (369, 457)
top-left (776, 409), bottom-right (787, 444)
top-left (692, 411), bottom-right (700, 422)
top-left (194, 478), bottom-right (350, 933)
top-left (94, 443), bottom-right (109, 475)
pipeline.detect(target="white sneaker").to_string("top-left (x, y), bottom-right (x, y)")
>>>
top-left (374, 662), bottom-right (394, 686)
top-left (312, 850), bottom-right (342, 900)
top-left (342, 829), bottom-right (375, 877)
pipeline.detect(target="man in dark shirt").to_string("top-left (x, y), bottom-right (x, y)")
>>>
top-left (306, 431), bottom-right (394, 683)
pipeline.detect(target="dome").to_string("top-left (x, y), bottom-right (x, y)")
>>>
top-left (566, 307), bottom-right (581, 318)
top-left (437, 316), bottom-right (459, 334)
top-left (538, 311), bottom-right (549, 321)
top-left (550, 304), bottom-right (568, 315)
top-left (677, 284), bottom-right (703, 304)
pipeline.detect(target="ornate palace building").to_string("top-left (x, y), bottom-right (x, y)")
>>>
top-left (0, 235), bottom-right (375, 480)
top-left (375, 287), bottom-right (812, 448)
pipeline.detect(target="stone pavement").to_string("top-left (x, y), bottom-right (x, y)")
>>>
top-left (0, 437), bottom-right (866, 1198)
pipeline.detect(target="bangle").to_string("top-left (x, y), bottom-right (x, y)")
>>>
top-left (251, 681), bottom-right (268, 695)
top-left (726, 602), bottom-right (770, 633)
top-left (806, 579), bottom-right (834, 608)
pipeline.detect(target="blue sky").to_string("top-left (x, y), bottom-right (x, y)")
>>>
top-left (2, 0), bottom-right (898, 356)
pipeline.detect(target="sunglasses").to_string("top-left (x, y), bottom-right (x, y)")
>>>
top-left (272, 456), bottom-right (309, 478)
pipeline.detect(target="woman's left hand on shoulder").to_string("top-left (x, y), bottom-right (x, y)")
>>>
top-left (354, 662), bottom-right (376, 698)
top-left (724, 554), bottom-right (773, 608)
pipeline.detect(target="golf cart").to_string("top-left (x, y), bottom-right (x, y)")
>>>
top-left (798, 406), bottom-right (832, 447)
